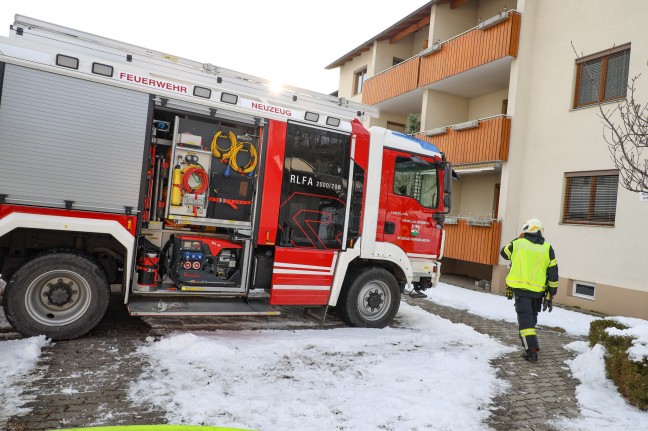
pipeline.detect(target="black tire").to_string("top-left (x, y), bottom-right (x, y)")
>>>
top-left (3, 251), bottom-right (110, 340)
top-left (338, 267), bottom-right (400, 328)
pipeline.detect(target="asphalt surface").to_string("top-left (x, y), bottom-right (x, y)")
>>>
top-left (2, 283), bottom-right (583, 431)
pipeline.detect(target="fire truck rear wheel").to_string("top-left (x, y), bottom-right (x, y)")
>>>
top-left (339, 268), bottom-right (400, 328)
top-left (3, 251), bottom-right (110, 340)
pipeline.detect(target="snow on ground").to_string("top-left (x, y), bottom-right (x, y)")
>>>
top-left (425, 282), bottom-right (598, 336)
top-left (425, 283), bottom-right (648, 430)
top-left (0, 336), bottom-right (50, 424)
top-left (129, 303), bottom-right (513, 430)
top-left (556, 341), bottom-right (648, 431)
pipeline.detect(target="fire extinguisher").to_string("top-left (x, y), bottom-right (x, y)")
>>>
top-left (171, 156), bottom-right (182, 206)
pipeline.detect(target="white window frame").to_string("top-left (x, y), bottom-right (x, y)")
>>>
top-left (572, 280), bottom-right (596, 300)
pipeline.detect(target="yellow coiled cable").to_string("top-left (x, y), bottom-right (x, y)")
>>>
top-left (211, 130), bottom-right (237, 160)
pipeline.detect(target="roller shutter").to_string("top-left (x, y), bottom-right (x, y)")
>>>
top-left (0, 64), bottom-right (150, 213)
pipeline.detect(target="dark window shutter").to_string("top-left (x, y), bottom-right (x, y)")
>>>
top-left (604, 50), bottom-right (630, 100)
top-left (563, 174), bottom-right (619, 225)
top-left (578, 59), bottom-right (602, 105)
top-left (592, 175), bottom-right (619, 223)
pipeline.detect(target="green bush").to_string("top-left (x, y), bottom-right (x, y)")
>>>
top-left (406, 113), bottom-right (420, 135)
top-left (588, 319), bottom-right (648, 410)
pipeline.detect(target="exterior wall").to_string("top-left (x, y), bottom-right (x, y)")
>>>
top-left (338, 49), bottom-right (374, 100)
top-left (493, 266), bottom-right (648, 320)
top-left (369, 111), bottom-right (408, 130)
top-left (468, 89), bottom-right (509, 119)
top-left (413, 25), bottom-right (430, 54)
top-left (374, 34), bottom-right (419, 75)
top-left (559, 279), bottom-right (648, 319)
top-left (497, 0), bottom-right (648, 318)
top-left (496, 0), bottom-right (536, 253)
top-left (477, 0), bottom-right (515, 21)
top-left (456, 173), bottom-right (499, 218)
top-left (421, 89), bottom-right (468, 130)
top-left (448, 175), bottom-right (463, 217)
top-left (430, 0), bottom-right (478, 43)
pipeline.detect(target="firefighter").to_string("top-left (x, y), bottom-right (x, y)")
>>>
top-left (500, 218), bottom-right (558, 362)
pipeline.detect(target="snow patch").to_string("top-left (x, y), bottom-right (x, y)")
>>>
top-left (129, 303), bottom-right (513, 430)
top-left (556, 341), bottom-right (648, 430)
top-left (425, 282), bottom-right (598, 336)
top-left (0, 336), bottom-right (50, 423)
top-left (606, 317), bottom-right (648, 363)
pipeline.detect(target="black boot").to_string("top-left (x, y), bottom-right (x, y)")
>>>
top-left (522, 349), bottom-right (539, 362)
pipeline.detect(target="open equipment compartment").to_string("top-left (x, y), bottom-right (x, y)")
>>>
top-left (134, 108), bottom-right (261, 295)
top-left (163, 116), bottom-right (260, 229)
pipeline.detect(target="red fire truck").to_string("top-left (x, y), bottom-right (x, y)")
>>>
top-left (0, 15), bottom-right (453, 340)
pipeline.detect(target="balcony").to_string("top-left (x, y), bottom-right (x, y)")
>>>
top-left (419, 11), bottom-right (521, 87)
top-left (363, 56), bottom-right (420, 106)
top-left (443, 219), bottom-right (502, 265)
top-left (416, 115), bottom-right (510, 164)
top-left (362, 11), bottom-right (521, 106)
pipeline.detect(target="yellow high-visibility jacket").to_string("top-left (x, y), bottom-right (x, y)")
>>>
top-left (501, 234), bottom-right (558, 294)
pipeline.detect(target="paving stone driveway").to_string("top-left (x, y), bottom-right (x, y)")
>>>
top-left (3, 287), bottom-right (584, 431)
top-left (402, 296), bottom-right (582, 431)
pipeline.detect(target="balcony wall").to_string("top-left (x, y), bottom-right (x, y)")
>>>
top-left (416, 115), bottom-right (511, 164)
top-left (419, 12), bottom-right (521, 86)
top-left (362, 11), bottom-right (521, 106)
top-left (362, 56), bottom-right (420, 106)
top-left (443, 220), bottom-right (502, 265)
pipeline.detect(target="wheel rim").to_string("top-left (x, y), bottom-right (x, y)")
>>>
top-left (25, 270), bottom-right (93, 327)
top-left (357, 280), bottom-right (392, 322)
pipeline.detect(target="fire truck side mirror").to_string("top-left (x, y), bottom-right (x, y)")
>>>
top-left (444, 165), bottom-right (453, 195)
top-left (443, 164), bottom-right (457, 214)
top-left (443, 194), bottom-right (451, 213)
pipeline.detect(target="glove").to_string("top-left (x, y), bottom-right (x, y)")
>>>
top-left (506, 286), bottom-right (514, 300)
top-left (542, 292), bottom-right (553, 312)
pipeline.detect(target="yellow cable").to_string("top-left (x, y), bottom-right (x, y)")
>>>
top-left (211, 131), bottom-right (237, 160)
top-left (229, 141), bottom-right (258, 174)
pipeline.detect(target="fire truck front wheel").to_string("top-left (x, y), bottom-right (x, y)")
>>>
top-left (3, 251), bottom-right (110, 340)
top-left (339, 268), bottom-right (400, 328)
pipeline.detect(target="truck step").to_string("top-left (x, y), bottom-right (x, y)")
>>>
top-left (127, 297), bottom-right (280, 317)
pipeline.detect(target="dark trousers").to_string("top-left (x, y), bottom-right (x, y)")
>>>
top-left (514, 295), bottom-right (542, 351)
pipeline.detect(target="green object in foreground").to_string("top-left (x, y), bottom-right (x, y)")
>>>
top-left (589, 319), bottom-right (648, 411)
top-left (55, 426), bottom-right (253, 431)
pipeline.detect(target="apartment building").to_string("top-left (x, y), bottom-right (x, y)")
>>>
top-left (327, 0), bottom-right (648, 318)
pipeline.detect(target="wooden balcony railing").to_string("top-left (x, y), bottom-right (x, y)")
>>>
top-left (443, 219), bottom-right (502, 265)
top-left (415, 115), bottom-right (511, 164)
top-left (419, 12), bottom-right (521, 86)
top-left (362, 56), bottom-right (420, 106)
top-left (361, 12), bottom-right (521, 105)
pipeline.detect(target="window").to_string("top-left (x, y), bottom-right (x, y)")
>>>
top-left (279, 123), bottom-right (351, 249)
top-left (562, 171), bottom-right (619, 225)
top-left (392, 57), bottom-right (405, 67)
top-left (574, 45), bottom-right (630, 108)
top-left (393, 156), bottom-right (438, 208)
top-left (572, 281), bottom-right (596, 300)
top-left (353, 67), bottom-right (367, 95)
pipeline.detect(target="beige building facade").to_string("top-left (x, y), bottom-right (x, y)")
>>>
top-left (327, 0), bottom-right (648, 318)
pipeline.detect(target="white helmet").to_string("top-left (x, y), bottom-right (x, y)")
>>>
top-left (521, 218), bottom-right (544, 235)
